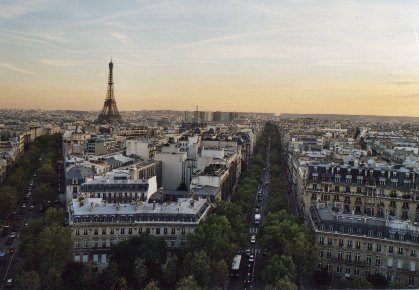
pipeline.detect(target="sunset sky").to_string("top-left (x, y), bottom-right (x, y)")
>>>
top-left (1, 0), bottom-right (419, 116)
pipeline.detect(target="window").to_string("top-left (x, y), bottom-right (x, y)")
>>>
top-left (75, 241), bottom-right (79, 248)
top-left (83, 229), bottom-right (88, 235)
top-left (338, 251), bottom-right (343, 260)
top-left (388, 246), bottom-right (393, 253)
top-left (317, 263), bottom-right (323, 270)
top-left (328, 238), bottom-right (332, 245)
top-left (398, 248), bottom-right (404, 255)
top-left (355, 253), bottom-right (360, 262)
top-left (346, 252), bottom-right (352, 261)
top-left (121, 228), bottom-right (125, 234)
top-left (181, 228), bottom-right (185, 234)
top-left (128, 228), bottom-right (132, 235)
top-left (392, 259), bottom-right (402, 270)
top-left (367, 243), bottom-right (372, 250)
top-left (367, 255), bottom-right (372, 264)
top-left (146, 228), bottom-right (150, 234)
top-left (339, 239), bottom-right (344, 247)
top-left (171, 228), bottom-right (176, 234)
top-left (365, 269), bottom-right (370, 276)
top-left (76, 229), bottom-right (80, 236)
top-left (319, 250), bottom-right (324, 258)
top-left (345, 267), bottom-right (351, 275)
top-left (411, 249), bottom-right (416, 257)
top-left (94, 229), bottom-right (98, 235)
top-left (356, 241), bottom-right (361, 249)
top-left (347, 240), bottom-right (352, 248)
top-left (387, 257), bottom-right (393, 267)
top-left (326, 264), bottom-right (331, 271)
top-left (408, 277), bottom-right (414, 287)
top-left (327, 250), bottom-right (332, 259)
top-left (409, 261), bottom-right (416, 272)
top-left (375, 256), bottom-right (381, 266)
top-left (376, 244), bottom-right (381, 252)
top-left (337, 265), bottom-right (342, 273)
top-left (156, 228), bottom-right (160, 235)
top-left (164, 228), bottom-right (168, 235)
top-left (354, 268), bottom-right (359, 276)
top-left (102, 228), bottom-right (106, 235)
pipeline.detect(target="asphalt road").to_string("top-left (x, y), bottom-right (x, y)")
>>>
top-left (227, 137), bottom-right (271, 290)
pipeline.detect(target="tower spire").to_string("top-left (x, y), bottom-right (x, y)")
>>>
top-left (97, 59), bottom-right (122, 124)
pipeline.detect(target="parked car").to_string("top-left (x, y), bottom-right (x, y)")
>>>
top-left (8, 232), bottom-right (17, 239)
top-left (248, 254), bottom-right (255, 263)
top-left (7, 248), bottom-right (16, 255)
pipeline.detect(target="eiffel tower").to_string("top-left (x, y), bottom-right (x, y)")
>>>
top-left (97, 59), bottom-right (122, 124)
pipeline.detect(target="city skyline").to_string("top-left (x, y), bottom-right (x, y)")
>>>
top-left (1, 0), bottom-right (419, 116)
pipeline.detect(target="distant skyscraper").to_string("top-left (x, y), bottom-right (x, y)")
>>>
top-left (97, 60), bottom-right (122, 124)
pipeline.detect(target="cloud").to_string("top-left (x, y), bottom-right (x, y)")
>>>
top-left (109, 32), bottom-right (132, 45)
top-left (40, 59), bottom-right (89, 66)
top-left (0, 62), bottom-right (34, 75)
top-left (0, 0), bottom-right (46, 21)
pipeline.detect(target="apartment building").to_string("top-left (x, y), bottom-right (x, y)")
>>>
top-left (69, 197), bottom-right (211, 266)
top-left (310, 203), bottom-right (419, 288)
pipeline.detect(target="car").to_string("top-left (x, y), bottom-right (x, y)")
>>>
top-left (255, 208), bottom-right (260, 214)
top-left (9, 232), bottom-right (17, 239)
top-left (243, 272), bottom-right (252, 284)
top-left (249, 254), bottom-right (255, 263)
top-left (4, 278), bottom-right (13, 288)
top-left (29, 205), bottom-right (35, 210)
top-left (7, 248), bottom-right (16, 255)
top-left (245, 249), bottom-right (251, 257)
top-left (24, 223), bottom-right (29, 228)
top-left (250, 235), bottom-right (256, 244)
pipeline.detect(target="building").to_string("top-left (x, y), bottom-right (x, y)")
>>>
top-left (126, 139), bottom-right (152, 159)
top-left (310, 202), bottom-right (419, 288)
top-left (80, 175), bottom-right (158, 204)
top-left (69, 197), bottom-right (211, 266)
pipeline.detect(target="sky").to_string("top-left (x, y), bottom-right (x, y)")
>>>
top-left (1, 0), bottom-right (419, 116)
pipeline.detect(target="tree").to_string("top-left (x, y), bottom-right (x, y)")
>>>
top-left (145, 280), bottom-right (160, 290)
top-left (116, 277), bottom-right (128, 290)
top-left (46, 267), bottom-right (61, 289)
top-left (389, 280), bottom-right (405, 289)
top-left (367, 274), bottom-right (388, 289)
top-left (166, 255), bottom-right (179, 285)
top-left (33, 182), bottom-right (55, 202)
top-left (176, 275), bottom-right (202, 290)
top-left (16, 271), bottom-right (41, 290)
top-left (0, 186), bottom-right (18, 221)
top-left (275, 276), bottom-right (297, 290)
top-left (188, 215), bottom-right (233, 262)
top-left (262, 255), bottom-right (296, 285)
top-left (61, 262), bottom-right (85, 289)
top-left (38, 223), bottom-right (73, 276)
top-left (313, 267), bottom-right (332, 288)
top-left (96, 261), bottom-right (120, 290)
top-left (213, 259), bottom-right (229, 287)
top-left (133, 258), bottom-right (148, 290)
top-left (181, 250), bottom-right (211, 287)
top-left (109, 235), bottom-right (167, 285)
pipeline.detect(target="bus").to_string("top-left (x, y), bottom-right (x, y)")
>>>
top-left (230, 255), bottom-right (242, 277)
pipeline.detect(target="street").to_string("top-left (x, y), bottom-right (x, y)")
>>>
top-left (228, 137), bottom-right (271, 290)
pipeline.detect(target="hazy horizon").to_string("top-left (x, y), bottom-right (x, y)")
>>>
top-left (1, 0), bottom-right (419, 117)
